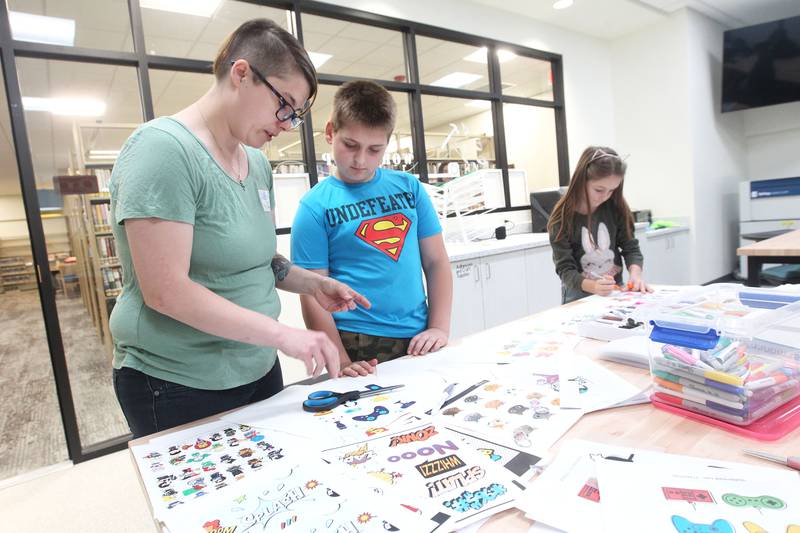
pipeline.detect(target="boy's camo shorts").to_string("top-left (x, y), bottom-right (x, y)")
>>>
top-left (338, 330), bottom-right (412, 363)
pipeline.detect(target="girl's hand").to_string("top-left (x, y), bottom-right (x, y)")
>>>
top-left (408, 327), bottom-right (448, 356)
top-left (339, 359), bottom-right (378, 378)
top-left (628, 273), bottom-right (653, 293)
top-left (583, 275), bottom-right (616, 296)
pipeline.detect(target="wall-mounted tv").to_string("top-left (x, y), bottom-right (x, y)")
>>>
top-left (722, 15), bottom-right (800, 112)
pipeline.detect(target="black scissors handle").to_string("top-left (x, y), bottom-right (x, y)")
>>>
top-left (302, 390), bottom-right (361, 412)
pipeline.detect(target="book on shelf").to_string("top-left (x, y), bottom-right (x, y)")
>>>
top-left (96, 236), bottom-right (117, 259)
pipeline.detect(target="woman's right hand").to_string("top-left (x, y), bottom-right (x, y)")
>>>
top-left (275, 325), bottom-right (340, 378)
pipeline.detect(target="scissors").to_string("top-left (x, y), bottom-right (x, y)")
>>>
top-left (743, 449), bottom-right (800, 471)
top-left (302, 384), bottom-right (405, 413)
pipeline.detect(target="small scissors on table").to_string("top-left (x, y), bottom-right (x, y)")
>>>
top-left (302, 384), bottom-right (405, 413)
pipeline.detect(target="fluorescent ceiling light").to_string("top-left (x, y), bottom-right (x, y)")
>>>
top-left (22, 97), bottom-right (106, 117)
top-left (463, 47), bottom-right (517, 64)
top-left (139, 0), bottom-right (223, 18)
top-left (89, 150), bottom-right (120, 157)
top-left (9, 11), bottom-right (75, 47)
top-left (553, 0), bottom-right (574, 9)
top-left (430, 72), bottom-right (482, 89)
top-left (308, 52), bottom-right (332, 69)
top-left (465, 100), bottom-right (491, 109)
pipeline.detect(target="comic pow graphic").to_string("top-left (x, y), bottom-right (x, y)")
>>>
top-left (355, 213), bottom-right (412, 261)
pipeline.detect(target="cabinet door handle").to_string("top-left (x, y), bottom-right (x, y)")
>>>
top-left (473, 264), bottom-right (480, 283)
top-left (485, 262), bottom-right (492, 280)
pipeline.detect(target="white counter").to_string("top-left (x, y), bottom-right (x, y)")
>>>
top-left (446, 225), bottom-right (688, 262)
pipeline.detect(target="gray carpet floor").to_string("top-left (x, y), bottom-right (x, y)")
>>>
top-left (0, 289), bottom-right (129, 481)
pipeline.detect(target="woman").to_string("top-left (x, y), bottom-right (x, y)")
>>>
top-left (110, 19), bottom-right (368, 438)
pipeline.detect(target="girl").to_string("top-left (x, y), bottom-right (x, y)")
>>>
top-left (547, 146), bottom-right (651, 304)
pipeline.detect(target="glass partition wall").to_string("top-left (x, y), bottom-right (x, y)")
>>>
top-left (0, 0), bottom-right (567, 477)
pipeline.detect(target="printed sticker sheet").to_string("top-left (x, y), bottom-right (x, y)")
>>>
top-left (596, 456), bottom-right (800, 533)
top-left (160, 458), bottom-right (423, 533)
top-left (131, 421), bottom-right (293, 519)
top-left (222, 374), bottom-right (447, 446)
top-left (435, 372), bottom-right (583, 455)
top-left (320, 421), bottom-right (526, 532)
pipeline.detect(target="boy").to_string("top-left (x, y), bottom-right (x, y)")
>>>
top-left (291, 81), bottom-right (453, 378)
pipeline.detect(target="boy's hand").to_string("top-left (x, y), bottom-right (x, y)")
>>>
top-left (339, 358), bottom-right (378, 378)
top-left (408, 327), bottom-right (448, 356)
top-left (312, 277), bottom-right (371, 313)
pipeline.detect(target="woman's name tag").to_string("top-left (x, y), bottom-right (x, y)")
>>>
top-left (258, 189), bottom-right (271, 212)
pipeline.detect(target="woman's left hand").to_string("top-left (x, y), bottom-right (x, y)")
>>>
top-left (312, 277), bottom-right (371, 313)
top-left (408, 327), bottom-right (448, 356)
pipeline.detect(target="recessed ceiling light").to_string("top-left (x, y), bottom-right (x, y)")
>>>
top-left (464, 47), bottom-right (517, 64)
top-left (139, 0), bottom-right (223, 18)
top-left (9, 11), bottom-right (75, 47)
top-left (308, 52), bottom-right (332, 69)
top-left (22, 97), bottom-right (106, 117)
top-left (553, 0), bottom-right (574, 9)
top-left (430, 72), bottom-right (482, 89)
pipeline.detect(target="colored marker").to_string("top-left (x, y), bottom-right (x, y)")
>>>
top-left (653, 357), bottom-right (745, 387)
top-left (652, 361), bottom-right (746, 395)
top-left (745, 373), bottom-right (789, 391)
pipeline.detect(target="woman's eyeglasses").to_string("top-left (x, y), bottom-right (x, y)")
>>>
top-left (240, 61), bottom-right (310, 129)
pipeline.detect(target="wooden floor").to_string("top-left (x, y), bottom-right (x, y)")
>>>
top-left (0, 288), bottom-right (129, 481)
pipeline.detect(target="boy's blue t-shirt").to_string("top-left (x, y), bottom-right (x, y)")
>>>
top-left (291, 168), bottom-right (442, 338)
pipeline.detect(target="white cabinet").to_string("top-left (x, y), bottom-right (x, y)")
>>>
top-left (524, 246), bottom-right (562, 314)
top-left (645, 230), bottom-right (690, 285)
top-left (450, 260), bottom-right (485, 339)
top-left (482, 250), bottom-right (529, 330)
top-left (450, 250), bottom-right (529, 338)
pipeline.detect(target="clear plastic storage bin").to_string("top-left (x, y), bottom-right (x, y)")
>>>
top-left (640, 284), bottom-right (800, 426)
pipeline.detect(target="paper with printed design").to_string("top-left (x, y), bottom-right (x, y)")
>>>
top-left (595, 454), bottom-right (800, 533)
top-left (222, 374), bottom-right (447, 446)
top-left (160, 459), bottom-right (423, 533)
top-left (132, 422), bottom-right (293, 519)
top-left (320, 421), bottom-right (526, 532)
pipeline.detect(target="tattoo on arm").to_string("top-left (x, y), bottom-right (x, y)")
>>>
top-left (271, 254), bottom-right (292, 282)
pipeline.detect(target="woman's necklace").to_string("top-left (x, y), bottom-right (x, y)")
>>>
top-left (198, 106), bottom-right (245, 190)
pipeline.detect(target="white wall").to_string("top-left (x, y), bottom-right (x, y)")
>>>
top-left (684, 9), bottom-right (747, 284)
top-left (741, 101), bottom-right (800, 180)
top-left (611, 11), bottom-right (694, 221)
top-left (611, 9), bottom-right (748, 284)
top-left (317, 0), bottom-right (617, 169)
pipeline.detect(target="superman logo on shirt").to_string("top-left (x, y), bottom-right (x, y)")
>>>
top-left (355, 213), bottom-right (412, 261)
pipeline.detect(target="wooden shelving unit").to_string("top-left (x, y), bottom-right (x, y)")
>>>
top-left (63, 192), bottom-right (121, 354)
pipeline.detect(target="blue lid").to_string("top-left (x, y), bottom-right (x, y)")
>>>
top-left (649, 321), bottom-right (720, 350)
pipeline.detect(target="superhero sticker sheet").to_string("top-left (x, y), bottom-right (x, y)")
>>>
top-left (160, 459), bottom-right (423, 533)
top-left (595, 457), bottom-right (800, 533)
top-left (222, 374), bottom-right (448, 446)
top-left (131, 421), bottom-right (293, 519)
top-left (319, 421), bottom-right (526, 533)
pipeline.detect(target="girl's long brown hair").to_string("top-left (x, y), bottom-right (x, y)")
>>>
top-left (548, 146), bottom-right (634, 245)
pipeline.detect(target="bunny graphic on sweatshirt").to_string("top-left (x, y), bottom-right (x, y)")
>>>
top-left (580, 222), bottom-right (621, 279)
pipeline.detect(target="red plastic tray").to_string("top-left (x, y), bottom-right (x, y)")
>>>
top-left (652, 394), bottom-right (800, 441)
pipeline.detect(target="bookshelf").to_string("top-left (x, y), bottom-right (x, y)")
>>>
top-left (64, 192), bottom-right (120, 354)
